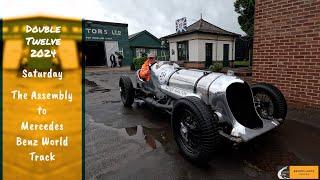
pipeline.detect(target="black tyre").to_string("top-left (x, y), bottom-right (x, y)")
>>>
top-left (171, 96), bottom-right (221, 164)
top-left (252, 83), bottom-right (287, 120)
top-left (119, 76), bottom-right (135, 107)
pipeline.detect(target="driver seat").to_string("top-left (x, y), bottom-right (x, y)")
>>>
top-left (136, 69), bottom-right (155, 91)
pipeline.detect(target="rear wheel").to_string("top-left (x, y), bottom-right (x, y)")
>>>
top-left (252, 83), bottom-right (287, 120)
top-left (171, 96), bottom-right (221, 164)
top-left (119, 76), bottom-right (135, 107)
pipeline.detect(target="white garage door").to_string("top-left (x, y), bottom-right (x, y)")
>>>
top-left (104, 41), bottom-right (119, 67)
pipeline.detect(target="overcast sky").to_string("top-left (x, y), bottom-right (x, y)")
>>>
top-left (0, 0), bottom-right (245, 37)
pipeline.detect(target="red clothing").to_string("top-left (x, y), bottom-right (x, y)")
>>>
top-left (139, 58), bottom-right (153, 81)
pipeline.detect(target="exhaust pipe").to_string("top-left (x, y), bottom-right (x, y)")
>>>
top-left (138, 97), bottom-right (172, 110)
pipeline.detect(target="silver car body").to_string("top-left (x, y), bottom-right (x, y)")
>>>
top-left (136, 61), bottom-right (282, 142)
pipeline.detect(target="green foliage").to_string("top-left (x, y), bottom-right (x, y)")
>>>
top-left (234, 60), bottom-right (249, 67)
top-left (234, 0), bottom-right (255, 37)
top-left (133, 57), bottom-right (147, 69)
top-left (209, 62), bottom-right (223, 72)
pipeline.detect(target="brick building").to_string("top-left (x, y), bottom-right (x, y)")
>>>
top-left (253, 0), bottom-right (320, 108)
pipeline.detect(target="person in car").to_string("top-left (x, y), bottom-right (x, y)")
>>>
top-left (139, 53), bottom-right (156, 81)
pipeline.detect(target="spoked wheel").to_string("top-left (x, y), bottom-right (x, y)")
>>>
top-left (119, 76), bottom-right (135, 107)
top-left (254, 93), bottom-right (275, 119)
top-left (172, 96), bottom-right (221, 164)
top-left (177, 109), bottom-right (201, 155)
top-left (252, 83), bottom-right (287, 120)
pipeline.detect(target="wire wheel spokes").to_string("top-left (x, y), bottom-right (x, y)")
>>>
top-left (178, 109), bottom-right (201, 153)
top-left (255, 93), bottom-right (274, 119)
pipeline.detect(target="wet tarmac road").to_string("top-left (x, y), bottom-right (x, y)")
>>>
top-left (85, 70), bottom-right (320, 180)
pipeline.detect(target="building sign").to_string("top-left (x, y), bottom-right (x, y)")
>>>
top-left (176, 17), bottom-right (187, 33)
top-left (85, 28), bottom-right (121, 36)
top-left (84, 20), bottom-right (128, 41)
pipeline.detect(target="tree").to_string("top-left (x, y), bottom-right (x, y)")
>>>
top-left (234, 0), bottom-right (255, 37)
top-left (235, 0), bottom-right (255, 66)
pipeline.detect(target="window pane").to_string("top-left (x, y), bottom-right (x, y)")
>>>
top-left (149, 49), bottom-right (157, 57)
top-left (136, 48), bottom-right (145, 58)
top-left (177, 41), bottom-right (188, 61)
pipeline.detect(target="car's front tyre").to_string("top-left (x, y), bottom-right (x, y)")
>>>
top-left (252, 83), bottom-right (287, 120)
top-left (119, 76), bottom-right (135, 107)
top-left (171, 96), bottom-right (221, 164)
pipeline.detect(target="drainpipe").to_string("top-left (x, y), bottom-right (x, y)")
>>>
top-left (215, 35), bottom-right (218, 62)
top-left (232, 37), bottom-right (235, 67)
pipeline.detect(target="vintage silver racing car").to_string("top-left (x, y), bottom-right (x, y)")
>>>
top-left (119, 61), bottom-right (287, 163)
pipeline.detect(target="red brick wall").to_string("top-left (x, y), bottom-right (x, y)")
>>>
top-left (253, 0), bottom-right (320, 108)
top-left (184, 62), bottom-right (205, 69)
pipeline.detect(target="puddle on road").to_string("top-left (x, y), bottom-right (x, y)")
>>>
top-left (119, 125), bottom-right (177, 154)
top-left (102, 100), bottom-right (121, 104)
top-left (88, 87), bottom-right (110, 93)
top-left (86, 103), bottom-right (177, 154)
top-left (85, 79), bottom-right (111, 94)
top-left (85, 79), bottom-right (98, 87)
top-left (102, 103), bottom-right (177, 153)
top-left (87, 112), bottom-right (177, 154)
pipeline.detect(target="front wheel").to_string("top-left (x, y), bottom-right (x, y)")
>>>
top-left (171, 96), bottom-right (221, 164)
top-left (252, 83), bottom-right (287, 120)
top-left (119, 76), bottom-right (135, 107)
